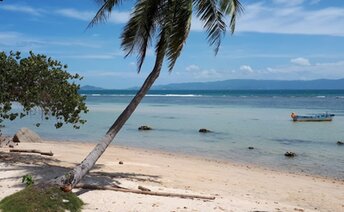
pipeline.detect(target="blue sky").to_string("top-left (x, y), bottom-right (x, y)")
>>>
top-left (1, 0), bottom-right (344, 89)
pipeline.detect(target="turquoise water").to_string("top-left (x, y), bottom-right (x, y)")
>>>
top-left (3, 90), bottom-right (344, 179)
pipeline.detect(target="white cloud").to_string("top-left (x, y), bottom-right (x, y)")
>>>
top-left (108, 11), bottom-right (130, 24)
top-left (291, 57), bottom-right (311, 66)
top-left (264, 60), bottom-right (344, 79)
top-left (61, 53), bottom-right (121, 60)
top-left (0, 4), bottom-right (43, 16)
top-left (171, 59), bottom-right (344, 82)
top-left (55, 9), bottom-right (93, 21)
top-left (239, 65), bottom-right (254, 74)
top-left (56, 8), bottom-right (129, 24)
top-left (190, 1), bottom-right (344, 36)
top-left (235, 2), bottom-right (344, 36)
top-left (0, 31), bottom-right (101, 52)
top-left (186, 64), bottom-right (200, 72)
top-left (0, 31), bottom-right (21, 42)
top-left (0, 31), bottom-right (42, 50)
top-left (272, 0), bottom-right (304, 6)
top-left (184, 64), bottom-right (220, 79)
top-left (83, 70), bottom-right (142, 78)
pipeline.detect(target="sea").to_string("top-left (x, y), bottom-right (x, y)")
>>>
top-left (3, 90), bottom-right (344, 179)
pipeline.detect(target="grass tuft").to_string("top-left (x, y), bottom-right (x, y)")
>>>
top-left (0, 185), bottom-right (83, 212)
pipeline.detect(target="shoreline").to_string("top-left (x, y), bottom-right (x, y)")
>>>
top-left (1, 140), bottom-right (343, 211)
top-left (40, 139), bottom-right (344, 181)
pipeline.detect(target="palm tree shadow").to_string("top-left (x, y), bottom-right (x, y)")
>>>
top-left (0, 151), bottom-right (162, 196)
top-left (73, 171), bottom-right (161, 196)
top-left (0, 151), bottom-right (60, 165)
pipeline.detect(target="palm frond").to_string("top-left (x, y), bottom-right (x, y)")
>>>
top-left (165, 0), bottom-right (192, 71)
top-left (121, 0), bottom-right (163, 72)
top-left (88, 0), bottom-right (122, 28)
top-left (219, 0), bottom-right (243, 33)
top-left (194, 0), bottom-right (226, 54)
top-left (154, 28), bottom-right (168, 68)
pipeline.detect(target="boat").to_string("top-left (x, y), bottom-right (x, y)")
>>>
top-left (290, 112), bottom-right (335, 122)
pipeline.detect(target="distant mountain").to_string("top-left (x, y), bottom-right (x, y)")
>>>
top-left (80, 85), bottom-right (105, 90)
top-left (152, 79), bottom-right (344, 90)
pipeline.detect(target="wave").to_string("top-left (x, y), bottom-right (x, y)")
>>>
top-left (164, 94), bottom-right (202, 97)
top-left (87, 94), bottom-right (203, 97)
top-left (87, 94), bottom-right (134, 97)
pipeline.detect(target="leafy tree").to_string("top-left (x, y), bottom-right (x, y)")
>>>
top-left (0, 51), bottom-right (88, 133)
top-left (52, 0), bottom-right (243, 191)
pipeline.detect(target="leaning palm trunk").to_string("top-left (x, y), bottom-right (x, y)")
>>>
top-left (51, 52), bottom-right (164, 190)
top-left (49, 0), bottom-right (242, 190)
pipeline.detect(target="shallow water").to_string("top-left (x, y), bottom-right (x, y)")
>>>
top-left (3, 90), bottom-right (344, 179)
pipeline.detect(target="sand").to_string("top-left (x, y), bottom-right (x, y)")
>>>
top-left (0, 140), bottom-right (343, 211)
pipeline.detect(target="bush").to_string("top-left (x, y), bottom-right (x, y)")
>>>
top-left (0, 186), bottom-right (84, 212)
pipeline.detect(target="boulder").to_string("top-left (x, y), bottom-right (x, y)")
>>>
top-left (284, 151), bottom-right (296, 157)
top-left (0, 136), bottom-right (18, 148)
top-left (138, 126), bottom-right (152, 131)
top-left (337, 141), bottom-right (344, 145)
top-left (12, 128), bottom-right (43, 143)
top-left (199, 128), bottom-right (212, 133)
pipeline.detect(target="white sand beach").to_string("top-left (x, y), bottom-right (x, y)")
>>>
top-left (0, 141), bottom-right (343, 211)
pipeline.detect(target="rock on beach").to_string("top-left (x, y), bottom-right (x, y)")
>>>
top-left (12, 128), bottom-right (43, 143)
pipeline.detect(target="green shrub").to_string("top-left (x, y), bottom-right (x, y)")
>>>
top-left (0, 186), bottom-right (83, 212)
top-left (22, 174), bottom-right (34, 187)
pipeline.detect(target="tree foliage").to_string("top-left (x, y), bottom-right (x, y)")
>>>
top-left (90, 0), bottom-right (243, 72)
top-left (0, 51), bottom-right (88, 131)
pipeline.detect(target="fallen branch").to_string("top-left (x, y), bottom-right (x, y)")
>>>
top-left (138, 185), bottom-right (151, 191)
top-left (9, 149), bottom-right (53, 156)
top-left (74, 183), bottom-right (215, 200)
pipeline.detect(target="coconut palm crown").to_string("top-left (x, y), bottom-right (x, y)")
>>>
top-left (90, 0), bottom-right (243, 72)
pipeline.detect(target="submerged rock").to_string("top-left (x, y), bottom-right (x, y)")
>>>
top-left (13, 128), bottom-right (43, 143)
top-left (337, 141), bottom-right (344, 145)
top-left (199, 128), bottom-right (212, 133)
top-left (138, 126), bottom-right (152, 131)
top-left (284, 151), bottom-right (296, 157)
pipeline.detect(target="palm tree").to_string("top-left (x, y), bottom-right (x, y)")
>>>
top-left (51, 0), bottom-right (243, 190)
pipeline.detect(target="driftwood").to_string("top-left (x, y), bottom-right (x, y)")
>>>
top-left (74, 183), bottom-right (215, 200)
top-left (138, 185), bottom-right (151, 191)
top-left (9, 149), bottom-right (53, 156)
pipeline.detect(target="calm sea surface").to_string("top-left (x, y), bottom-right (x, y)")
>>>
top-left (3, 90), bottom-right (344, 179)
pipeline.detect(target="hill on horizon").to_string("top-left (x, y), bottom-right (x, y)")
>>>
top-left (81, 79), bottom-right (344, 90)
top-left (80, 85), bottom-right (105, 90)
top-left (151, 79), bottom-right (344, 90)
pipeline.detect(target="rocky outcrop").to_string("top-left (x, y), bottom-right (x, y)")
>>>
top-left (138, 126), bottom-right (152, 131)
top-left (12, 128), bottom-right (43, 143)
top-left (199, 128), bottom-right (212, 133)
top-left (284, 151), bottom-right (296, 157)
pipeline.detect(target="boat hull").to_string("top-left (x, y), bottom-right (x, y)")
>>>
top-left (291, 113), bottom-right (335, 122)
top-left (292, 117), bottom-right (333, 122)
